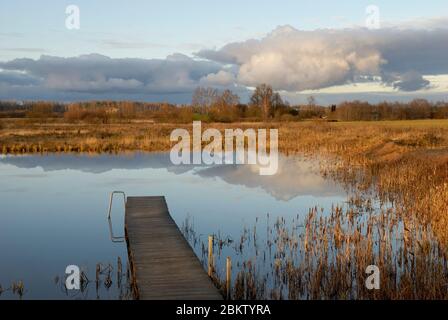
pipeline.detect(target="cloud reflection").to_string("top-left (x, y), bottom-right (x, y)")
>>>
top-left (0, 153), bottom-right (344, 201)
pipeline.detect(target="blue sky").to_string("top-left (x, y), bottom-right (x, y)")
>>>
top-left (1, 0), bottom-right (448, 103)
top-left (1, 0), bottom-right (447, 60)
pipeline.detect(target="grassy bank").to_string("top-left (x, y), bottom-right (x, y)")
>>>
top-left (1, 118), bottom-right (448, 154)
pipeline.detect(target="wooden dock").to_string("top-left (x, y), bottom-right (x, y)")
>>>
top-left (125, 196), bottom-right (223, 300)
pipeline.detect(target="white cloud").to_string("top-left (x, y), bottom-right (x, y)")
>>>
top-left (197, 23), bottom-right (448, 92)
top-left (200, 70), bottom-right (236, 86)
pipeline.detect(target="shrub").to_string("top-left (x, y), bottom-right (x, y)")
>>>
top-left (64, 106), bottom-right (109, 124)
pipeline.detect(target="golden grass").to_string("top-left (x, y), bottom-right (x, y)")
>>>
top-left (189, 202), bottom-right (448, 300)
top-left (2, 118), bottom-right (448, 299)
top-left (329, 119), bottom-right (448, 128)
top-left (1, 119), bottom-right (447, 154)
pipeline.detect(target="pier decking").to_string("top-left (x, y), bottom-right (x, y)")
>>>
top-left (125, 196), bottom-right (222, 300)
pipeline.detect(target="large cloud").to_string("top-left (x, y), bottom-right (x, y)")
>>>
top-left (197, 24), bottom-right (448, 92)
top-left (1, 21), bottom-right (448, 102)
top-left (0, 53), bottom-right (223, 95)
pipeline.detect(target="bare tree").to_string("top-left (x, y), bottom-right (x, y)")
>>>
top-left (250, 84), bottom-right (286, 120)
top-left (192, 87), bottom-right (219, 113)
top-left (307, 96), bottom-right (316, 107)
top-left (250, 84), bottom-right (273, 120)
top-left (216, 89), bottom-right (240, 111)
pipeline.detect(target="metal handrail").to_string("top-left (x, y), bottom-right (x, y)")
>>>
top-left (108, 191), bottom-right (126, 219)
top-left (107, 191), bottom-right (126, 242)
top-left (108, 218), bottom-right (125, 243)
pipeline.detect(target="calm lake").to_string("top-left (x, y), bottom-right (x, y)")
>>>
top-left (0, 152), bottom-right (350, 299)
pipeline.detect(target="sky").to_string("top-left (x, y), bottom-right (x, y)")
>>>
top-left (1, 0), bottom-right (448, 104)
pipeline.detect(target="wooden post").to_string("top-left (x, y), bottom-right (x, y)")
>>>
top-left (226, 257), bottom-right (231, 300)
top-left (208, 235), bottom-right (213, 277)
top-left (117, 256), bottom-right (122, 287)
top-left (95, 263), bottom-right (100, 292)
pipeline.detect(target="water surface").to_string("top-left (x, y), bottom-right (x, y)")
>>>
top-left (0, 153), bottom-right (347, 299)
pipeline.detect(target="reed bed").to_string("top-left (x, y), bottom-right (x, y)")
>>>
top-left (184, 200), bottom-right (448, 300)
top-left (2, 119), bottom-right (448, 299)
top-left (52, 257), bottom-right (133, 300)
top-left (0, 280), bottom-right (26, 299)
top-left (0, 257), bottom-right (132, 299)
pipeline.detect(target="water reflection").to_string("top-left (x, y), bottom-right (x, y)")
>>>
top-left (0, 152), bottom-right (347, 299)
top-left (0, 153), bottom-right (344, 202)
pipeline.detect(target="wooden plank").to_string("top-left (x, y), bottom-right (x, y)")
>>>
top-left (125, 196), bottom-right (222, 300)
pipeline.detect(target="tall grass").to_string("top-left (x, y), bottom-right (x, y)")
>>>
top-left (184, 196), bottom-right (448, 300)
top-left (2, 119), bottom-right (448, 299)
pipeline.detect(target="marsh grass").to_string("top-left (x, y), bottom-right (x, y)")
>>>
top-left (182, 137), bottom-right (448, 300)
top-left (0, 280), bottom-right (26, 299)
top-left (184, 200), bottom-right (448, 300)
top-left (2, 119), bottom-right (448, 299)
top-left (51, 258), bottom-right (133, 300)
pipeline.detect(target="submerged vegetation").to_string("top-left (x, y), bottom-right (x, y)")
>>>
top-left (54, 258), bottom-right (133, 300)
top-left (183, 167), bottom-right (448, 300)
top-left (0, 258), bottom-right (132, 300)
top-left (0, 281), bottom-right (26, 299)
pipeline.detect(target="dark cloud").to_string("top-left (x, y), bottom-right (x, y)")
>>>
top-left (0, 70), bottom-right (40, 86)
top-left (0, 53), bottom-right (224, 95)
top-left (379, 29), bottom-right (448, 75)
top-left (392, 71), bottom-right (431, 91)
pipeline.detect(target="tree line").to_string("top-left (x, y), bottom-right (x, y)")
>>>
top-left (1, 84), bottom-right (448, 122)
